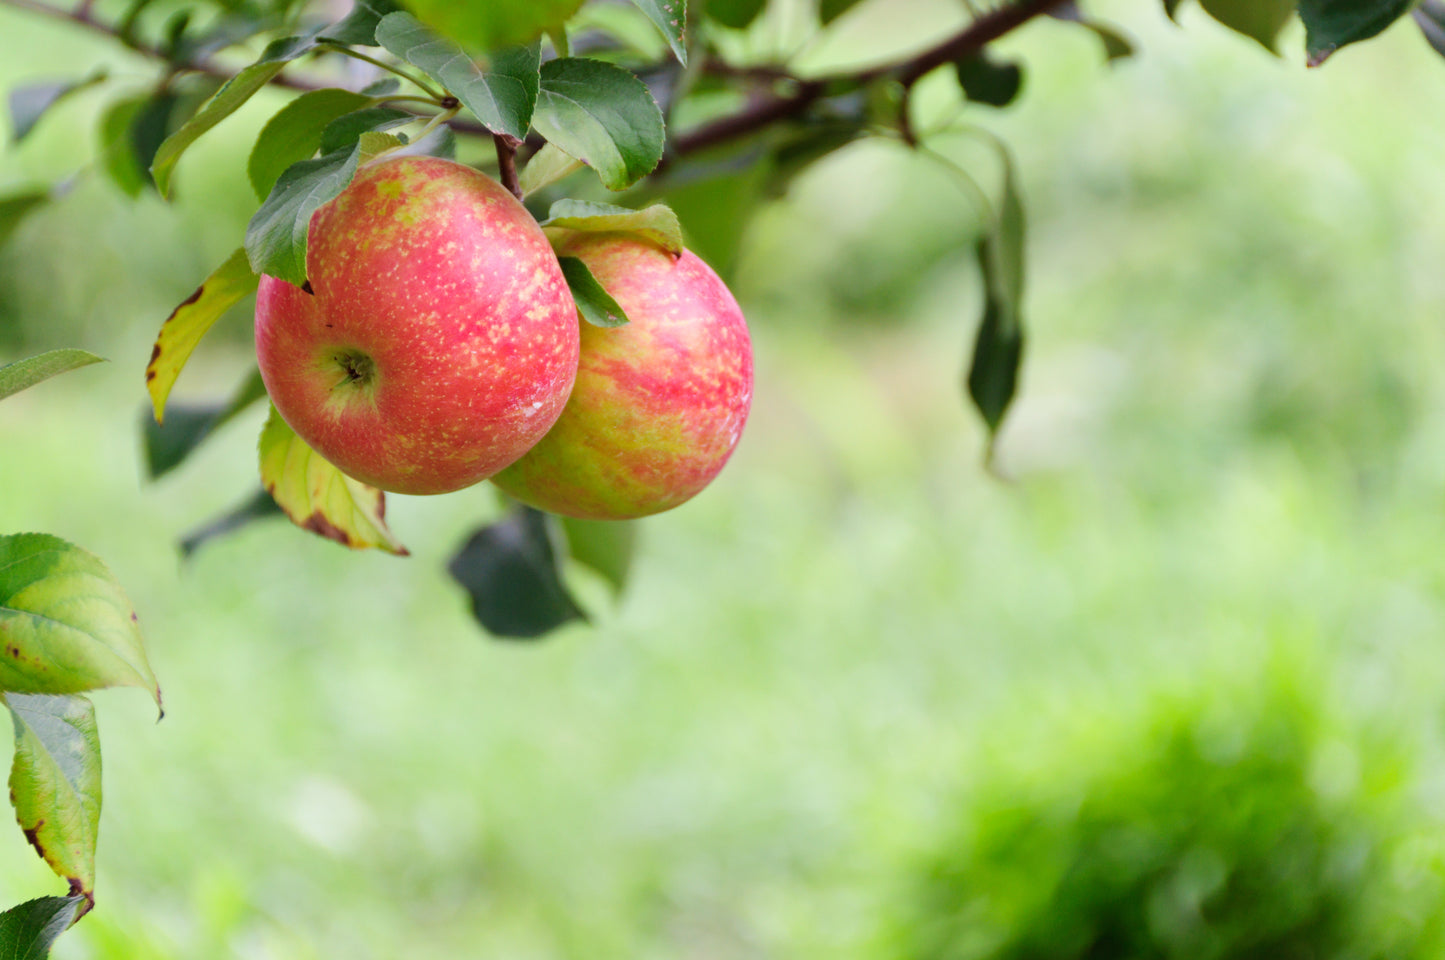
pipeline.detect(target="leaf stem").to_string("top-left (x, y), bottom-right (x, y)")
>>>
top-left (318, 42), bottom-right (447, 100)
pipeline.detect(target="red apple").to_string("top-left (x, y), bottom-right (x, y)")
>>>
top-left (491, 232), bottom-right (753, 519)
top-left (255, 156), bottom-right (579, 495)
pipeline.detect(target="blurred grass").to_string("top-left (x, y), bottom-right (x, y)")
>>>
top-left (5, 0), bottom-right (1445, 957)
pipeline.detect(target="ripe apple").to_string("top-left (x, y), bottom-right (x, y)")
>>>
top-left (255, 156), bottom-right (579, 495)
top-left (491, 232), bottom-right (753, 520)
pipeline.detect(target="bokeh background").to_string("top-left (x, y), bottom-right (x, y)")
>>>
top-left (6, 0), bottom-right (1445, 956)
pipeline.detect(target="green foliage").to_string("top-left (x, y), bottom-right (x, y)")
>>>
top-left (891, 670), bottom-right (1445, 960)
top-left (954, 54), bottom-right (1023, 108)
top-left (244, 143), bottom-right (361, 285)
top-left (627, 0), bottom-right (687, 64)
top-left (0, 896), bottom-right (85, 958)
top-left (400, 0), bottom-right (586, 51)
top-left (532, 57), bottom-right (666, 190)
top-left (319, 0), bottom-right (402, 46)
top-left (0, 349), bottom-right (103, 402)
top-left (967, 150), bottom-right (1025, 439)
top-left (559, 255), bottom-right (631, 327)
top-left (1300, 0), bottom-right (1415, 64)
top-left (247, 88), bottom-right (371, 200)
top-left (1197, 0), bottom-right (1296, 52)
top-left (0, 190), bottom-right (49, 248)
top-left (707, 0), bottom-right (767, 30)
top-left (447, 507), bottom-right (586, 639)
top-left (142, 368), bottom-right (267, 479)
top-left (543, 199), bottom-right (684, 253)
top-left (7, 71), bottom-right (104, 143)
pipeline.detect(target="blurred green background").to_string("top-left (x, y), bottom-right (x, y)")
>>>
top-left (6, 0), bottom-right (1445, 956)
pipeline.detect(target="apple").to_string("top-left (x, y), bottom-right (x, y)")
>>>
top-left (491, 232), bottom-right (753, 520)
top-left (255, 155), bottom-right (579, 496)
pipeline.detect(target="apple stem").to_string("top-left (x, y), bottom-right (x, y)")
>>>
top-left (494, 134), bottom-right (524, 201)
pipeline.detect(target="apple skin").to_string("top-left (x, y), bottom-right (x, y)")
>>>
top-left (491, 232), bottom-right (753, 520)
top-left (255, 156), bottom-right (579, 496)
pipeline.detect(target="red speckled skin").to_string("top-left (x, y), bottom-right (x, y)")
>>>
top-left (255, 156), bottom-right (579, 495)
top-left (492, 233), bottom-right (753, 520)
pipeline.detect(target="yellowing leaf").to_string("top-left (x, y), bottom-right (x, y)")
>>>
top-left (145, 249), bottom-right (259, 423)
top-left (5, 693), bottom-right (101, 903)
top-left (0, 534), bottom-right (161, 707)
top-left (258, 406), bottom-right (409, 555)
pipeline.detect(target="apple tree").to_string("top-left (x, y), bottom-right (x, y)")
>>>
top-left (0, 0), bottom-right (1437, 951)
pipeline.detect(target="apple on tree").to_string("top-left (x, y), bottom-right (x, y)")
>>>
top-left (492, 231), bottom-right (754, 520)
top-left (254, 155), bottom-right (579, 496)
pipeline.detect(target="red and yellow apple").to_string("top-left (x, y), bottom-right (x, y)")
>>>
top-left (255, 155), bottom-right (578, 495)
top-left (491, 232), bottom-right (753, 519)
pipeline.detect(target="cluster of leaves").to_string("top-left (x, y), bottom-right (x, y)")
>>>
top-left (3, 0), bottom-right (1439, 648)
top-left (0, 352), bottom-right (161, 957)
top-left (891, 665), bottom-right (1445, 959)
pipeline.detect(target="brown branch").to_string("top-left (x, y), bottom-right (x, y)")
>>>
top-left (493, 134), bottom-right (523, 200)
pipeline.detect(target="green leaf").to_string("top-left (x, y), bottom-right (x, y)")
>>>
top-left (954, 55), bottom-right (1024, 107)
top-left (145, 248), bottom-right (259, 421)
top-left (1299, 0), bottom-right (1409, 64)
top-left (151, 32), bottom-right (321, 196)
top-left (627, 0), bottom-right (688, 64)
top-left (248, 89), bottom-right (371, 200)
top-left (5, 694), bottom-right (100, 899)
top-left (1417, 0), bottom-right (1445, 58)
top-left (97, 96), bottom-right (150, 198)
top-left (447, 508), bottom-right (585, 639)
top-left (819, 0), bottom-right (865, 24)
top-left (245, 143), bottom-right (362, 287)
top-left (319, 107), bottom-right (411, 155)
top-left (321, 0), bottom-right (403, 45)
top-left (258, 406), bottom-right (409, 555)
top-left (142, 368), bottom-right (267, 479)
top-left (0, 896), bottom-right (85, 958)
top-left (1199, 0), bottom-right (1296, 51)
top-left (9, 72), bottom-right (105, 143)
top-left (376, 12), bottom-right (539, 140)
top-left (560, 517), bottom-right (636, 595)
top-left (543, 199), bottom-right (683, 253)
top-left (0, 534), bottom-right (161, 705)
top-left (1163, 0), bottom-right (1187, 21)
top-left (967, 155), bottom-right (1026, 437)
top-left (1051, 3), bottom-right (1135, 60)
top-left (558, 256), bottom-right (631, 328)
top-left (0, 190), bottom-right (49, 249)
top-left (0, 350), bottom-right (104, 403)
top-left (400, 0), bottom-right (585, 51)
top-left (519, 142), bottom-right (584, 196)
top-left (532, 57), bottom-right (665, 191)
top-left (708, 0), bottom-right (767, 29)
top-left (178, 489), bottom-right (285, 559)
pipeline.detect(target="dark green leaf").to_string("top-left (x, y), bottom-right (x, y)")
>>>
top-left (376, 12), bottom-right (539, 139)
top-left (532, 57), bottom-right (665, 191)
top-left (248, 89), bottom-right (371, 200)
top-left (543, 199), bottom-right (683, 253)
top-left (321, 0), bottom-right (403, 45)
top-left (0, 896), bottom-right (85, 958)
top-left (627, 0), bottom-right (688, 64)
top-left (448, 508), bottom-right (586, 640)
top-left (1198, 0), bottom-right (1296, 51)
top-left (142, 368), bottom-right (267, 479)
top-left (708, 0), bottom-right (767, 29)
top-left (245, 143), bottom-right (362, 286)
top-left (0, 535), bottom-right (161, 704)
top-left (360, 77), bottom-right (401, 97)
top-left (179, 489), bottom-right (285, 558)
top-left (1416, 0), bottom-right (1445, 57)
top-left (967, 155), bottom-right (1026, 435)
top-left (1299, 0), bottom-right (1408, 64)
top-left (954, 55), bottom-right (1024, 107)
top-left (1051, 3), bottom-right (1135, 60)
top-left (819, 0), bottom-right (865, 24)
top-left (0, 191), bottom-right (51, 249)
top-left (5, 694), bottom-right (101, 898)
top-left (97, 92), bottom-right (185, 197)
top-left (9, 72), bottom-right (104, 143)
top-left (400, 0), bottom-right (585, 51)
top-left (558, 256), bottom-right (630, 327)
top-left (151, 31), bottom-right (321, 196)
top-left (561, 517), bottom-right (636, 595)
top-left (0, 349), bottom-right (104, 402)
top-left (318, 107), bottom-right (411, 155)
top-left (1163, 0), bottom-right (1187, 21)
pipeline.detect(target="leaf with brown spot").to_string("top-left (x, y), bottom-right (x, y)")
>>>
top-left (258, 406), bottom-right (409, 555)
top-left (4, 693), bottom-right (101, 900)
top-left (145, 248), bottom-right (259, 424)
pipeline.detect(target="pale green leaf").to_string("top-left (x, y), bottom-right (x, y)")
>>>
top-left (0, 190), bottom-right (49, 248)
top-left (0, 535), bottom-right (161, 705)
top-left (519, 143), bottom-right (584, 196)
top-left (5, 693), bottom-right (100, 898)
top-left (0, 350), bottom-right (104, 403)
top-left (258, 406), bottom-right (409, 555)
top-left (543, 199), bottom-right (683, 254)
top-left (401, 0), bottom-right (585, 51)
